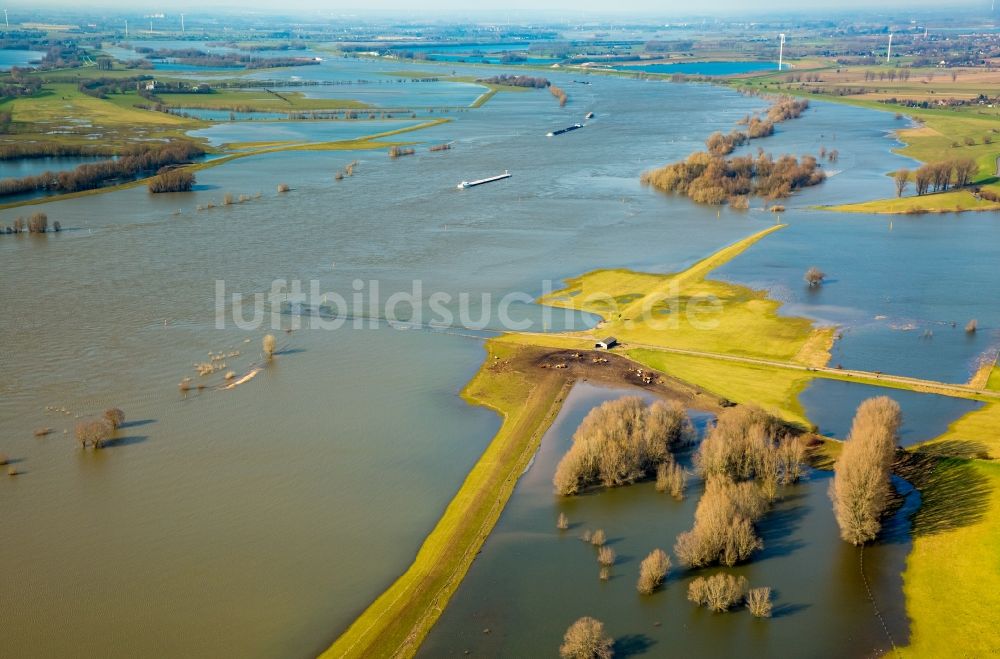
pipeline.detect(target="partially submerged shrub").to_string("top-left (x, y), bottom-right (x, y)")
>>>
top-left (597, 545), bottom-right (616, 567)
top-left (0, 452), bottom-right (8, 465)
top-left (148, 170), bottom-right (195, 193)
top-left (103, 408), bottom-right (125, 430)
top-left (28, 212), bottom-right (48, 233)
top-left (675, 478), bottom-right (767, 567)
top-left (694, 406), bottom-right (785, 483)
top-left (554, 397), bottom-right (694, 495)
top-left (277, 183), bottom-right (290, 193)
top-left (655, 459), bottom-right (686, 499)
top-left (745, 586), bottom-right (773, 617)
top-left (557, 512), bottom-right (569, 530)
top-left (559, 616), bottom-right (614, 659)
top-left (965, 319), bottom-right (977, 333)
top-left (590, 528), bottom-right (606, 547)
top-left (637, 548), bottom-right (671, 594)
top-left (687, 573), bottom-right (748, 612)
top-left (830, 397), bottom-right (901, 545)
top-left (805, 267), bottom-right (826, 287)
top-left (263, 334), bottom-right (277, 357)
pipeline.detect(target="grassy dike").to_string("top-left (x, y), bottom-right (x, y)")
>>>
top-left (323, 341), bottom-right (573, 658)
top-left (538, 224), bottom-right (835, 367)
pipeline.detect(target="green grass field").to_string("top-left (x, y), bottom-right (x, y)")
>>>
top-left (150, 89), bottom-right (371, 111)
top-left (896, 455), bottom-right (1000, 658)
top-left (627, 348), bottom-right (814, 426)
top-left (0, 82), bottom-right (202, 148)
top-left (538, 225), bottom-right (835, 366)
top-left (730, 63), bottom-right (1000, 214)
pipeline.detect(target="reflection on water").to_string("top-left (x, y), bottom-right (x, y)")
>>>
top-left (421, 382), bottom-right (912, 658)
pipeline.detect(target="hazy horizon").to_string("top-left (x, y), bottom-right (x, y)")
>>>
top-left (10, 0), bottom-right (989, 20)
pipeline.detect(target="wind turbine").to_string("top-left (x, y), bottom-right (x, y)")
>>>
top-left (778, 33), bottom-right (785, 71)
top-left (886, 33), bottom-right (893, 63)
top-left (3, 9), bottom-right (8, 28)
top-left (181, 13), bottom-right (185, 33)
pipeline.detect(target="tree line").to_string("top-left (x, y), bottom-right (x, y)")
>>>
top-left (893, 158), bottom-right (978, 197)
top-left (0, 143), bottom-right (117, 161)
top-left (478, 75), bottom-right (550, 89)
top-left (1, 212), bottom-right (60, 235)
top-left (0, 142), bottom-right (205, 198)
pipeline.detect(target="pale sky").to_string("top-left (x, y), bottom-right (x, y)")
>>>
top-left (17, 0), bottom-right (986, 17)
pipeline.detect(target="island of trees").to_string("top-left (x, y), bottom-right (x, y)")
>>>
top-left (641, 150), bottom-right (826, 206)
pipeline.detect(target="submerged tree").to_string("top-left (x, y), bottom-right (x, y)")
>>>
top-left (687, 573), bottom-right (748, 612)
top-left (559, 617), bottom-right (614, 659)
top-left (804, 267), bottom-right (826, 288)
top-left (830, 397), bottom-right (901, 545)
top-left (745, 586), bottom-right (773, 618)
top-left (553, 397), bottom-right (694, 495)
top-left (75, 419), bottom-right (112, 449)
top-left (637, 548), bottom-right (671, 595)
top-left (675, 477), bottom-right (767, 567)
top-left (103, 408), bottom-right (125, 430)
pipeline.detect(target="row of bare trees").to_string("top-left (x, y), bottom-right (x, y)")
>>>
top-left (894, 158), bottom-right (978, 197)
top-left (2, 212), bottom-right (61, 235)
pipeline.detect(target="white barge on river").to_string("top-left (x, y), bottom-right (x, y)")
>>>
top-left (457, 170), bottom-right (511, 189)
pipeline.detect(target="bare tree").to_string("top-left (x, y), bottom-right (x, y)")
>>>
top-left (655, 459), bottom-right (686, 499)
top-left (103, 408), bottom-right (125, 429)
top-left (805, 267), bottom-right (826, 288)
top-left (746, 587), bottom-right (773, 617)
top-left (559, 617), bottom-right (614, 659)
top-left (75, 420), bottom-right (112, 449)
top-left (28, 212), bottom-right (48, 233)
top-left (894, 169), bottom-right (910, 197)
top-left (952, 158), bottom-right (977, 188)
top-left (830, 397), bottom-right (901, 545)
top-left (675, 478), bottom-right (767, 567)
top-left (263, 334), bottom-right (277, 358)
top-left (554, 397), bottom-right (693, 495)
top-left (637, 549), bottom-right (671, 594)
top-left (687, 573), bottom-right (748, 612)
